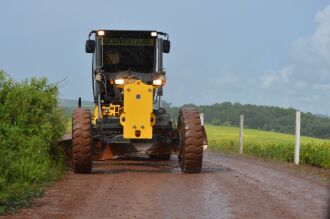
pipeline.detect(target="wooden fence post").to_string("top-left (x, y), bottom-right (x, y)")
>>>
top-left (240, 114), bottom-right (244, 155)
top-left (200, 113), bottom-right (204, 126)
top-left (294, 111), bottom-right (301, 165)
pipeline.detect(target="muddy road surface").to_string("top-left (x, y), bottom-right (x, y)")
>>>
top-left (3, 151), bottom-right (330, 219)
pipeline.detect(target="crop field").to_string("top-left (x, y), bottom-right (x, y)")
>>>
top-left (206, 125), bottom-right (330, 168)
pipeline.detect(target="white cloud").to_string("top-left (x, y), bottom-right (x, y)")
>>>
top-left (295, 81), bottom-right (307, 89)
top-left (261, 73), bottom-right (277, 87)
top-left (313, 83), bottom-right (330, 91)
top-left (167, 4), bottom-right (330, 115)
top-left (257, 4), bottom-right (330, 114)
top-left (260, 65), bottom-right (294, 88)
top-left (290, 4), bottom-right (330, 81)
top-left (312, 6), bottom-right (330, 59)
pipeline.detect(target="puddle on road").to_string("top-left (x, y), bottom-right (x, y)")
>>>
top-left (93, 168), bottom-right (181, 174)
top-left (92, 158), bottom-right (231, 175)
top-left (202, 166), bottom-right (231, 174)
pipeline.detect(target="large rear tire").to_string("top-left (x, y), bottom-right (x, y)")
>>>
top-left (178, 107), bottom-right (204, 173)
top-left (72, 108), bottom-right (93, 173)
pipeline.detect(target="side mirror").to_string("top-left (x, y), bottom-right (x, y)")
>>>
top-left (163, 40), bottom-right (170, 53)
top-left (85, 40), bottom-right (96, 53)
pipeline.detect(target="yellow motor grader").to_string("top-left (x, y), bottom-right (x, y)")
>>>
top-left (72, 29), bottom-right (207, 173)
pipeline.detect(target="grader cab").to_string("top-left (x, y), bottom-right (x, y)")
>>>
top-left (72, 29), bottom-right (207, 173)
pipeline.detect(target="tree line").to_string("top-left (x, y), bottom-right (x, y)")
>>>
top-left (162, 101), bottom-right (330, 139)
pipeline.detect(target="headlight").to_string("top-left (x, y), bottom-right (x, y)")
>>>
top-left (97, 30), bottom-right (105, 36)
top-left (115, 79), bottom-right (124, 85)
top-left (151, 31), bottom-right (158, 37)
top-left (153, 79), bottom-right (165, 86)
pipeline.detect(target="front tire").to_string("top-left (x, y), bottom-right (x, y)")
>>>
top-left (178, 107), bottom-right (204, 173)
top-left (72, 108), bottom-right (93, 173)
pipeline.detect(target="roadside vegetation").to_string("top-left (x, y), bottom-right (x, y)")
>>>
top-left (206, 125), bottom-right (330, 168)
top-left (0, 71), bottom-right (66, 214)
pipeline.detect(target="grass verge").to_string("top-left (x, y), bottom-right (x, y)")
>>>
top-left (206, 125), bottom-right (330, 168)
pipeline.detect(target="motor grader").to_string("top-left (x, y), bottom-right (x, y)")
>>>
top-left (72, 29), bottom-right (207, 173)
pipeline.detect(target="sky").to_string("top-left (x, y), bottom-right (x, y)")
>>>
top-left (1, 0), bottom-right (330, 115)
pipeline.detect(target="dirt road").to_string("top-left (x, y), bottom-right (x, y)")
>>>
top-left (3, 151), bottom-right (330, 219)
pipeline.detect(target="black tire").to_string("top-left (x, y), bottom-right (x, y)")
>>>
top-left (149, 154), bottom-right (171, 160)
top-left (178, 107), bottom-right (204, 173)
top-left (72, 108), bottom-right (93, 173)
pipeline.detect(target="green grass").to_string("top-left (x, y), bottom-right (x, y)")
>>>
top-left (66, 118), bottom-right (72, 132)
top-left (206, 125), bottom-right (330, 168)
top-left (0, 72), bottom-right (66, 214)
top-left (0, 162), bottom-right (65, 214)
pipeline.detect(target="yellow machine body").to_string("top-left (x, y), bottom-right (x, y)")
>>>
top-left (92, 80), bottom-right (156, 139)
top-left (120, 80), bottom-right (155, 139)
top-left (92, 103), bottom-right (123, 124)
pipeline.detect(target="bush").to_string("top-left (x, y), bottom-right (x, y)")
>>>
top-left (0, 71), bottom-right (66, 213)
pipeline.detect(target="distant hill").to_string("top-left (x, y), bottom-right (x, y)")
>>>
top-left (58, 98), bottom-right (94, 118)
top-left (162, 101), bottom-right (330, 139)
top-left (315, 114), bottom-right (330, 119)
top-left (59, 98), bottom-right (94, 107)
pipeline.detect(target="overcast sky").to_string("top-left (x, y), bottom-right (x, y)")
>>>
top-left (1, 0), bottom-right (330, 115)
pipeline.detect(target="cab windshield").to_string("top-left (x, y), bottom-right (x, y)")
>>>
top-left (102, 38), bottom-right (156, 73)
